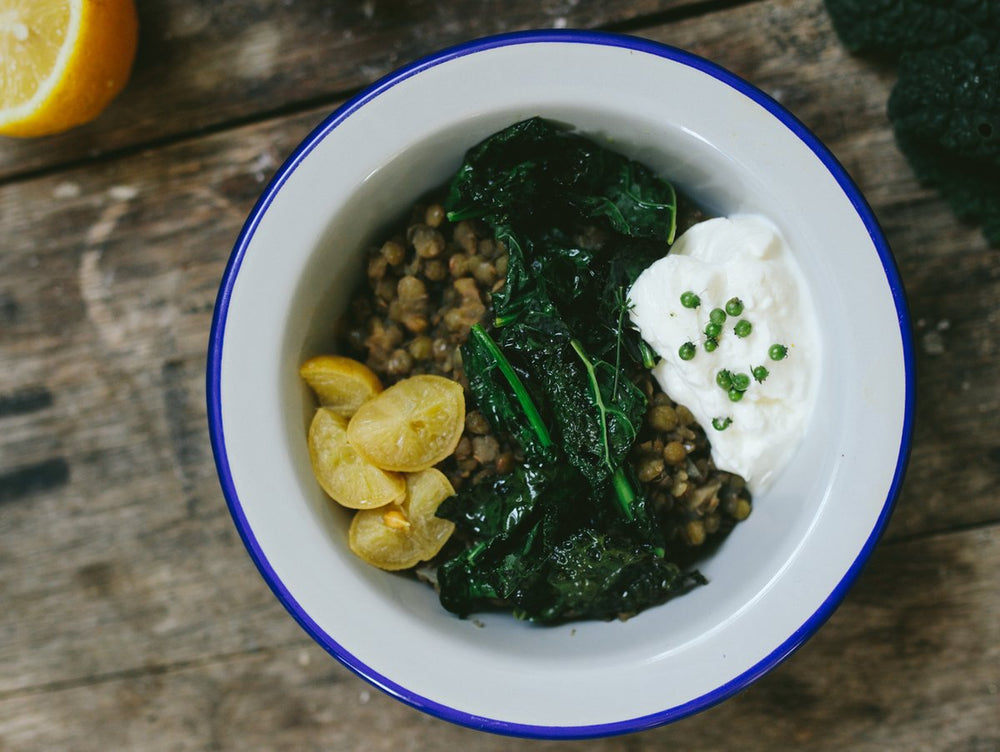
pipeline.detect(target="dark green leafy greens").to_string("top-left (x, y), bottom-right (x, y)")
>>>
top-left (824, 0), bottom-right (1000, 245)
top-left (446, 117), bottom-right (678, 244)
top-left (433, 118), bottom-right (704, 623)
top-left (824, 0), bottom-right (1000, 55)
top-left (889, 34), bottom-right (1000, 245)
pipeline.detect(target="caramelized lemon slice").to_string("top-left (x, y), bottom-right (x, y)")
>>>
top-left (347, 374), bottom-right (465, 472)
top-left (299, 355), bottom-right (383, 417)
top-left (307, 407), bottom-right (405, 509)
top-left (348, 468), bottom-right (456, 570)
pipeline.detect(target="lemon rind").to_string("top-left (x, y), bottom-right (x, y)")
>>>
top-left (0, 0), bottom-right (82, 127)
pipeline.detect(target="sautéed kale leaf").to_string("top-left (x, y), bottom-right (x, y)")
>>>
top-left (497, 311), bottom-right (646, 495)
top-left (446, 117), bottom-right (678, 244)
top-left (437, 464), bottom-right (697, 623)
top-left (436, 118), bottom-right (696, 623)
top-left (462, 323), bottom-right (555, 463)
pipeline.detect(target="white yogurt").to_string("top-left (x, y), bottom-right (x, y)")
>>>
top-left (628, 215), bottom-right (820, 493)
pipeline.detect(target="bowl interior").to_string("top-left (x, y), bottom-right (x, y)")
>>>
top-left (212, 33), bottom-right (910, 736)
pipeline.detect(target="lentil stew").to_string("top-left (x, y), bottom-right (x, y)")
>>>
top-left (327, 119), bottom-right (752, 622)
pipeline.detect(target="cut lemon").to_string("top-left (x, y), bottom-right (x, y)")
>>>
top-left (347, 374), bottom-right (465, 472)
top-left (299, 355), bottom-right (383, 417)
top-left (307, 407), bottom-right (405, 510)
top-left (0, 0), bottom-right (138, 137)
top-left (348, 468), bottom-right (456, 570)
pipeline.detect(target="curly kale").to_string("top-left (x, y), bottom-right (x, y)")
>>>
top-left (436, 464), bottom-right (698, 623)
top-left (433, 119), bottom-right (701, 623)
top-left (890, 34), bottom-right (1000, 244)
top-left (825, 0), bottom-right (1000, 55)
top-left (824, 0), bottom-right (1000, 245)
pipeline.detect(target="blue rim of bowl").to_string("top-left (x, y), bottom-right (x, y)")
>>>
top-left (207, 28), bottom-right (915, 739)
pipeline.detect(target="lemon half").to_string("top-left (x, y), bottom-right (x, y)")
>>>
top-left (0, 0), bottom-right (138, 137)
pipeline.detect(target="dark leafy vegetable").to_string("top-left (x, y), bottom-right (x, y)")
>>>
top-left (529, 529), bottom-right (705, 623)
top-left (824, 0), bottom-right (1000, 55)
top-left (436, 465), bottom-right (697, 622)
top-left (433, 118), bottom-right (702, 623)
top-left (889, 34), bottom-right (1000, 245)
top-left (446, 117), bottom-right (677, 243)
top-left (462, 323), bottom-right (554, 463)
top-left (823, 0), bottom-right (1000, 245)
top-left (500, 311), bottom-right (645, 495)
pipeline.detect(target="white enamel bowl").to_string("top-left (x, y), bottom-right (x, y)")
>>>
top-left (208, 31), bottom-right (914, 738)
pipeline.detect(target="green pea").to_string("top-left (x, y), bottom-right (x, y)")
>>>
top-left (725, 297), bottom-right (744, 316)
top-left (709, 308), bottom-right (727, 326)
top-left (769, 344), bottom-right (788, 361)
top-left (728, 388), bottom-right (744, 402)
top-left (704, 338), bottom-right (719, 353)
top-left (678, 341), bottom-right (697, 360)
top-left (680, 291), bottom-right (701, 309)
top-left (712, 417), bottom-right (732, 431)
top-left (753, 365), bottom-right (769, 383)
top-left (734, 319), bottom-right (753, 338)
top-left (732, 373), bottom-right (751, 391)
top-left (716, 369), bottom-right (733, 390)
top-left (705, 322), bottom-right (722, 338)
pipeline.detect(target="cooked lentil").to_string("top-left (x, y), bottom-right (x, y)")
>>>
top-left (336, 194), bottom-right (751, 559)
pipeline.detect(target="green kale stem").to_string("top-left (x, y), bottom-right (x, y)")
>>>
top-left (570, 338), bottom-right (616, 473)
top-left (612, 287), bottom-right (628, 400)
top-left (569, 338), bottom-right (641, 520)
top-left (465, 539), bottom-right (489, 564)
top-left (611, 465), bottom-right (636, 522)
top-left (469, 324), bottom-right (553, 450)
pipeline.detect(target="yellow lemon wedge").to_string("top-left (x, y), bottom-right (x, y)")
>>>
top-left (307, 407), bottom-right (405, 510)
top-left (0, 0), bottom-right (138, 137)
top-left (299, 355), bottom-right (383, 417)
top-left (348, 468), bottom-right (456, 570)
top-left (347, 374), bottom-right (465, 472)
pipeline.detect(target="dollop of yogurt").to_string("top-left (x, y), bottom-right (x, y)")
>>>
top-left (628, 215), bottom-right (820, 493)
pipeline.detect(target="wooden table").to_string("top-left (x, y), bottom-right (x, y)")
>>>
top-left (2, 1), bottom-right (997, 749)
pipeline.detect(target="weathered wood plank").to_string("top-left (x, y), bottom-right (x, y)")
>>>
top-left (0, 117), bottom-right (318, 696)
top-left (0, 0), bottom-right (721, 180)
top-left (0, 1), bottom-right (997, 747)
top-left (0, 526), bottom-right (995, 751)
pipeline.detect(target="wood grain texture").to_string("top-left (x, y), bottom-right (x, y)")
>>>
top-left (0, 0), bottom-right (998, 748)
top-left (0, 114), bottom-right (318, 696)
top-left (0, 527), bottom-right (995, 750)
top-left (0, 0), bottom-right (716, 180)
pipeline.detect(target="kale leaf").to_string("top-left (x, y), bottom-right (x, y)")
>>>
top-left (496, 311), bottom-right (646, 496)
top-left (523, 529), bottom-right (705, 623)
top-left (437, 463), bottom-right (552, 541)
top-left (436, 118), bottom-right (696, 623)
top-left (824, 0), bottom-right (1000, 245)
top-left (462, 323), bottom-right (555, 463)
top-left (436, 465), bottom-right (690, 623)
top-left (436, 463), bottom-right (578, 617)
top-left (573, 159), bottom-right (677, 244)
top-left (824, 0), bottom-right (1000, 56)
top-left (446, 117), bottom-right (677, 243)
top-left (889, 33), bottom-right (1000, 244)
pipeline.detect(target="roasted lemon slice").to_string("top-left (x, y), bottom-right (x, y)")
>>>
top-left (348, 468), bottom-right (456, 570)
top-left (299, 355), bottom-right (383, 417)
top-left (307, 407), bottom-right (405, 509)
top-left (347, 374), bottom-right (465, 472)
